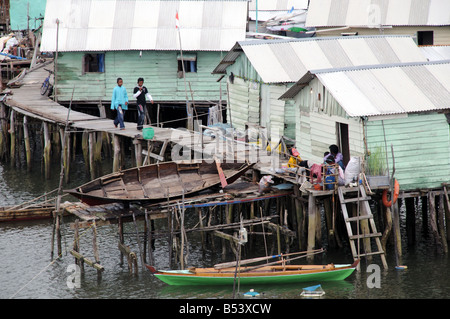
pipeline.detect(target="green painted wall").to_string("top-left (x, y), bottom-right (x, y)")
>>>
top-left (365, 113), bottom-right (450, 191)
top-left (55, 50), bottom-right (226, 104)
top-left (10, 0), bottom-right (46, 30)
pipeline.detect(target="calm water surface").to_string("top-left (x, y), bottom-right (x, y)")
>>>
top-left (2, 158), bottom-right (450, 300)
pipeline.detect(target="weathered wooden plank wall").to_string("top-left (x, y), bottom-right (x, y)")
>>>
top-left (292, 77), bottom-right (364, 164)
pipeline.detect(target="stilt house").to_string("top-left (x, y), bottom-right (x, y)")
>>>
top-left (40, 0), bottom-right (248, 124)
top-left (280, 60), bottom-right (450, 191)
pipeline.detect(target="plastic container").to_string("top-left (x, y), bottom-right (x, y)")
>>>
top-left (143, 127), bottom-right (154, 140)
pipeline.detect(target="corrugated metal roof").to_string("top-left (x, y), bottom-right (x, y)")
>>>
top-left (284, 60), bottom-right (450, 117)
top-left (213, 35), bottom-right (428, 82)
top-left (41, 0), bottom-right (248, 52)
top-left (421, 46), bottom-right (450, 61)
top-left (306, 0), bottom-right (450, 27)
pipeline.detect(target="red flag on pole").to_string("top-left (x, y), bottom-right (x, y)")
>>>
top-left (176, 11), bottom-right (180, 29)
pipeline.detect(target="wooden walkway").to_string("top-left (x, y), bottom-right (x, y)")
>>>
top-left (3, 61), bottom-right (214, 147)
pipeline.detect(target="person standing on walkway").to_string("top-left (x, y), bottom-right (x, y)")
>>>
top-left (111, 77), bottom-right (129, 130)
top-left (133, 77), bottom-right (154, 130)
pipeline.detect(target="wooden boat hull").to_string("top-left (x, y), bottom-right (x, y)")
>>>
top-left (145, 261), bottom-right (358, 286)
top-left (64, 161), bottom-right (254, 206)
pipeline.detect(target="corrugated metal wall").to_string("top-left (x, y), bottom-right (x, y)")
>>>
top-left (55, 50), bottom-right (226, 103)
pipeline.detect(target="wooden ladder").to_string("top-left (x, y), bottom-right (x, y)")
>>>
top-left (338, 185), bottom-right (388, 269)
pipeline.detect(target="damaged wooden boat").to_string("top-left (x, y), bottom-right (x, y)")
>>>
top-left (145, 260), bottom-right (359, 286)
top-left (64, 161), bottom-right (255, 206)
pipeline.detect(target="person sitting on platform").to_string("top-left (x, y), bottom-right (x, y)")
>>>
top-left (324, 144), bottom-right (345, 170)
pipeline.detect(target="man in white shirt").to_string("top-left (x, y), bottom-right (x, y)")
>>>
top-left (133, 77), bottom-right (154, 130)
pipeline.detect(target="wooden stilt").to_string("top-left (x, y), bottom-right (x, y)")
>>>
top-left (422, 195), bottom-right (428, 236)
top-left (94, 132), bottom-right (102, 176)
top-left (73, 219), bottom-right (84, 272)
top-left (429, 192), bottom-right (441, 251)
top-left (81, 130), bottom-right (89, 172)
top-left (134, 138), bottom-right (142, 167)
top-left (88, 132), bottom-right (95, 180)
top-left (438, 194), bottom-right (448, 253)
top-left (10, 109), bottom-right (15, 166)
top-left (144, 209), bottom-right (154, 266)
top-left (442, 184), bottom-right (450, 243)
top-left (0, 102), bottom-right (7, 160)
top-left (381, 205), bottom-right (392, 254)
top-left (92, 221), bottom-right (102, 278)
top-left (113, 134), bottom-right (120, 172)
top-left (168, 207), bottom-right (174, 268)
top-left (307, 192), bottom-right (316, 263)
top-left (405, 197), bottom-right (416, 246)
top-left (23, 116), bottom-right (32, 171)
top-left (132, 212), bottom-right (146, 270)
top-left (118, 216), bottom-right (124, 266)
top-left (43, 122), bottom-right (51, 179)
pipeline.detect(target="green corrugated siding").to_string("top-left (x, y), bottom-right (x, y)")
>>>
top-left (366, 113), bottom-right (450, 191)
top-left (10, 0), bottom-right (46, 30)
top-left (55, 50), bottom-right (226, 103)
